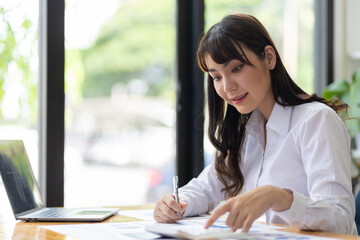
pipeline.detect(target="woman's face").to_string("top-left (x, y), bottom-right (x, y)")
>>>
top-left (205, 45), bottom-right (276, 120)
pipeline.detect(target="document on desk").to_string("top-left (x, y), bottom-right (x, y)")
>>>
top-left (145, 218), bottom-right (336, 240)
top-left (119, 209), bottom-right (155, 221)
top-left (41, 217), bottom-right (337, 240)
top-left (119, 209), bottom-right (210, 221)
top-left (41, 221), bottom-right (158, 240)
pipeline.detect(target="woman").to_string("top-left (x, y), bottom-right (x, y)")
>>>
top-left (153, 13), bottom-right (357, 235)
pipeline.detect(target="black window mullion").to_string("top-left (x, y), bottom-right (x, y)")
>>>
top-left (176, 0), bottom-right (205, 187)
top-left (45, 0), bottom-right (65, 207)
top-left (314, 0), bottom-right (334, 93)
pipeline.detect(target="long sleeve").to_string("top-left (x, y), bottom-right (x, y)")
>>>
top-left (274, 107), bottom-right (357, 235)
top-left (178, 163), bottom-right (225, 217)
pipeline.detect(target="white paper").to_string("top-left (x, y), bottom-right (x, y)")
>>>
top-left (119, 209), bottom-right (211, 221)
top-left (119, 209), bottom-right (154, 221)
top-left (42, 221), bottom-right (158, 240)
top-left (41, 216), bottom-right (337, 240)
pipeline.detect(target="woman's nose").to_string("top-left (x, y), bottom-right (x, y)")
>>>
top-left (223, 77), bottom-right (237, 92)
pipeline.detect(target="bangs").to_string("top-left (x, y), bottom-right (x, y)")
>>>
top-left (197, 27), bottom-right (251, 72)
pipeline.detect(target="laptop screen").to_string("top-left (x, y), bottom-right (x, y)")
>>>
top-left (0, 140), bottom-right (43, 215)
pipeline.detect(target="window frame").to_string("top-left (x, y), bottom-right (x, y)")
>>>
top-left (38, 0), bottom-right (333, 205)
top-left (39, 0), bottom-right (65, 207)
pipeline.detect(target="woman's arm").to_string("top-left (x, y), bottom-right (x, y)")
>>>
top-left (179, 163), bottom-right (225, 217)
top-left (153, 162), bottom-right (225, 222)
top-left (275, 108), bottom-right (357, 235)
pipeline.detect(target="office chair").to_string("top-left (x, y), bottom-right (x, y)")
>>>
top-left (355, 190), bottom-right (360, 235)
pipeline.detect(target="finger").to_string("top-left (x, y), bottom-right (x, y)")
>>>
top-left (159, 202), bottom-right (178, 220)
top-left (225, 210), bottom-right (238, 228)
top-left (154, 212), bottom-right (177, 223)
top-left (227, 213), bottom-right (244, 232)
top-left (154, 204), bottom-right (175, 222)
top-left (179, 199), bottom-right (187, 208)
top-left (154, 204), bottom-right (173, 222)
top-left (241, 215), bottom-right (253, 233)
top-left (179, 200), bottom-right (187, 213)
top-left (204, 204), bottom-right (229, 229)
top-left (164, 196), bottom-right (183, 213)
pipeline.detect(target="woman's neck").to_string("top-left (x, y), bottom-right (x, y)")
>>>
top-left (257, 96), bottom-right (275, 121)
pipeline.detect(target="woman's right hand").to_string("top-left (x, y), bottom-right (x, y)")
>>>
top-left (153, 194), bottom-right (188, 223)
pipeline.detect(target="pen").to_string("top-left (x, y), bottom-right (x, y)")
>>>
top-left (173, 176), bottom-right (179, 203)
top-left (173, 176), bottom-right (180, 218)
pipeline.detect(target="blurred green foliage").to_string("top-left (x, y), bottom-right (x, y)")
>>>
top-left (0, 7), bottom-right (37, 126)
top-left (1, 0), bottom-right (315, 125)
top-left (323, 69), bottom-right (360, 138)
top-left (77, 0), bottom-right (314, 100)
top-left (77, 0), bottom-right (176, 99)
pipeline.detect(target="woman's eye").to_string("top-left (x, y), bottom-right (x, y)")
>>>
top-left (232, 64), bottom-right (244, 72)
top-left (211, 75), bottom-right (221, 81)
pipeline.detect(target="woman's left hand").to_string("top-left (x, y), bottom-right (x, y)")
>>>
top-left (204, 185), bottom-right (293, 232)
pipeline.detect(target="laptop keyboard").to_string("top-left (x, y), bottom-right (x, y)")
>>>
top-left (30, 208), bottom-right (76, 218)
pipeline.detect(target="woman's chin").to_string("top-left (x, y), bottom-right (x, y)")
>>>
top-left (234, 106), bottom-right (254, 115)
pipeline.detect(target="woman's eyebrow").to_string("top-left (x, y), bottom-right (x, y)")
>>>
top-left (208, 60), bottom-right (232, 72)
top-left (222, 60), bottom-right (231, 68)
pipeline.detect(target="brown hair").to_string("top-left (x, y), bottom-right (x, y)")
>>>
top-left (197, 13), bottom-right (347, 198)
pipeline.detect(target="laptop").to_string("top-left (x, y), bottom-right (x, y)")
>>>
top-left (0, 140), bottom-right (118, 222)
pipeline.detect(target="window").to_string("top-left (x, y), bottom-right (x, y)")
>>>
top-left (64, 0), bottom-right (176, 207)
top-left (0, 0), bottom-right (39, 212)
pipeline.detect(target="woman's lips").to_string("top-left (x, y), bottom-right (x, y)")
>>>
top-left (232, 92), bottom-right (248, 103)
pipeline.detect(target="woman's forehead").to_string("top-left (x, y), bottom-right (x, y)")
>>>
top-left (204, 45), bottom-right (249, 67)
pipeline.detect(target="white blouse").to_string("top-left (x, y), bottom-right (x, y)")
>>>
top-left (178, 101), bottom-right (357, 235)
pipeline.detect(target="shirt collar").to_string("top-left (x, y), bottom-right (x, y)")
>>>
top-left (266, 102), bottom-right (292, 136)
top-left (246, 109), bottom-right (265, 134)
top-left (246, 102), bottom-right (292, 137)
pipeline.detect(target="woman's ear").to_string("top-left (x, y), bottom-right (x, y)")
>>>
top-left (264, 45), bottom-right (276, 70)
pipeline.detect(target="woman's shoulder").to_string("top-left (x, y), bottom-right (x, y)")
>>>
top-left (292, 101), bottom-right (343, 125)
top-left (290, 101), bottom-right (350, 149)
top-left (293, 101), bottom-right (336, 115)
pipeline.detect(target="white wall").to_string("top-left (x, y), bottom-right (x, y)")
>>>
top-left (334, 0), bottom-right (360, 82)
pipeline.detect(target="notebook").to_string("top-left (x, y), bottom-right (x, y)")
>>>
top-left (0, 140), bottom-right (118, 222)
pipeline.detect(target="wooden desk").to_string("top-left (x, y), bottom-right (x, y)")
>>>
top-left (1, 205), bottom-right (360, 240)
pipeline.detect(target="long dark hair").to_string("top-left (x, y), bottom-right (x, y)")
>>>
top-left (196, 13), bottom-right (347, 198)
